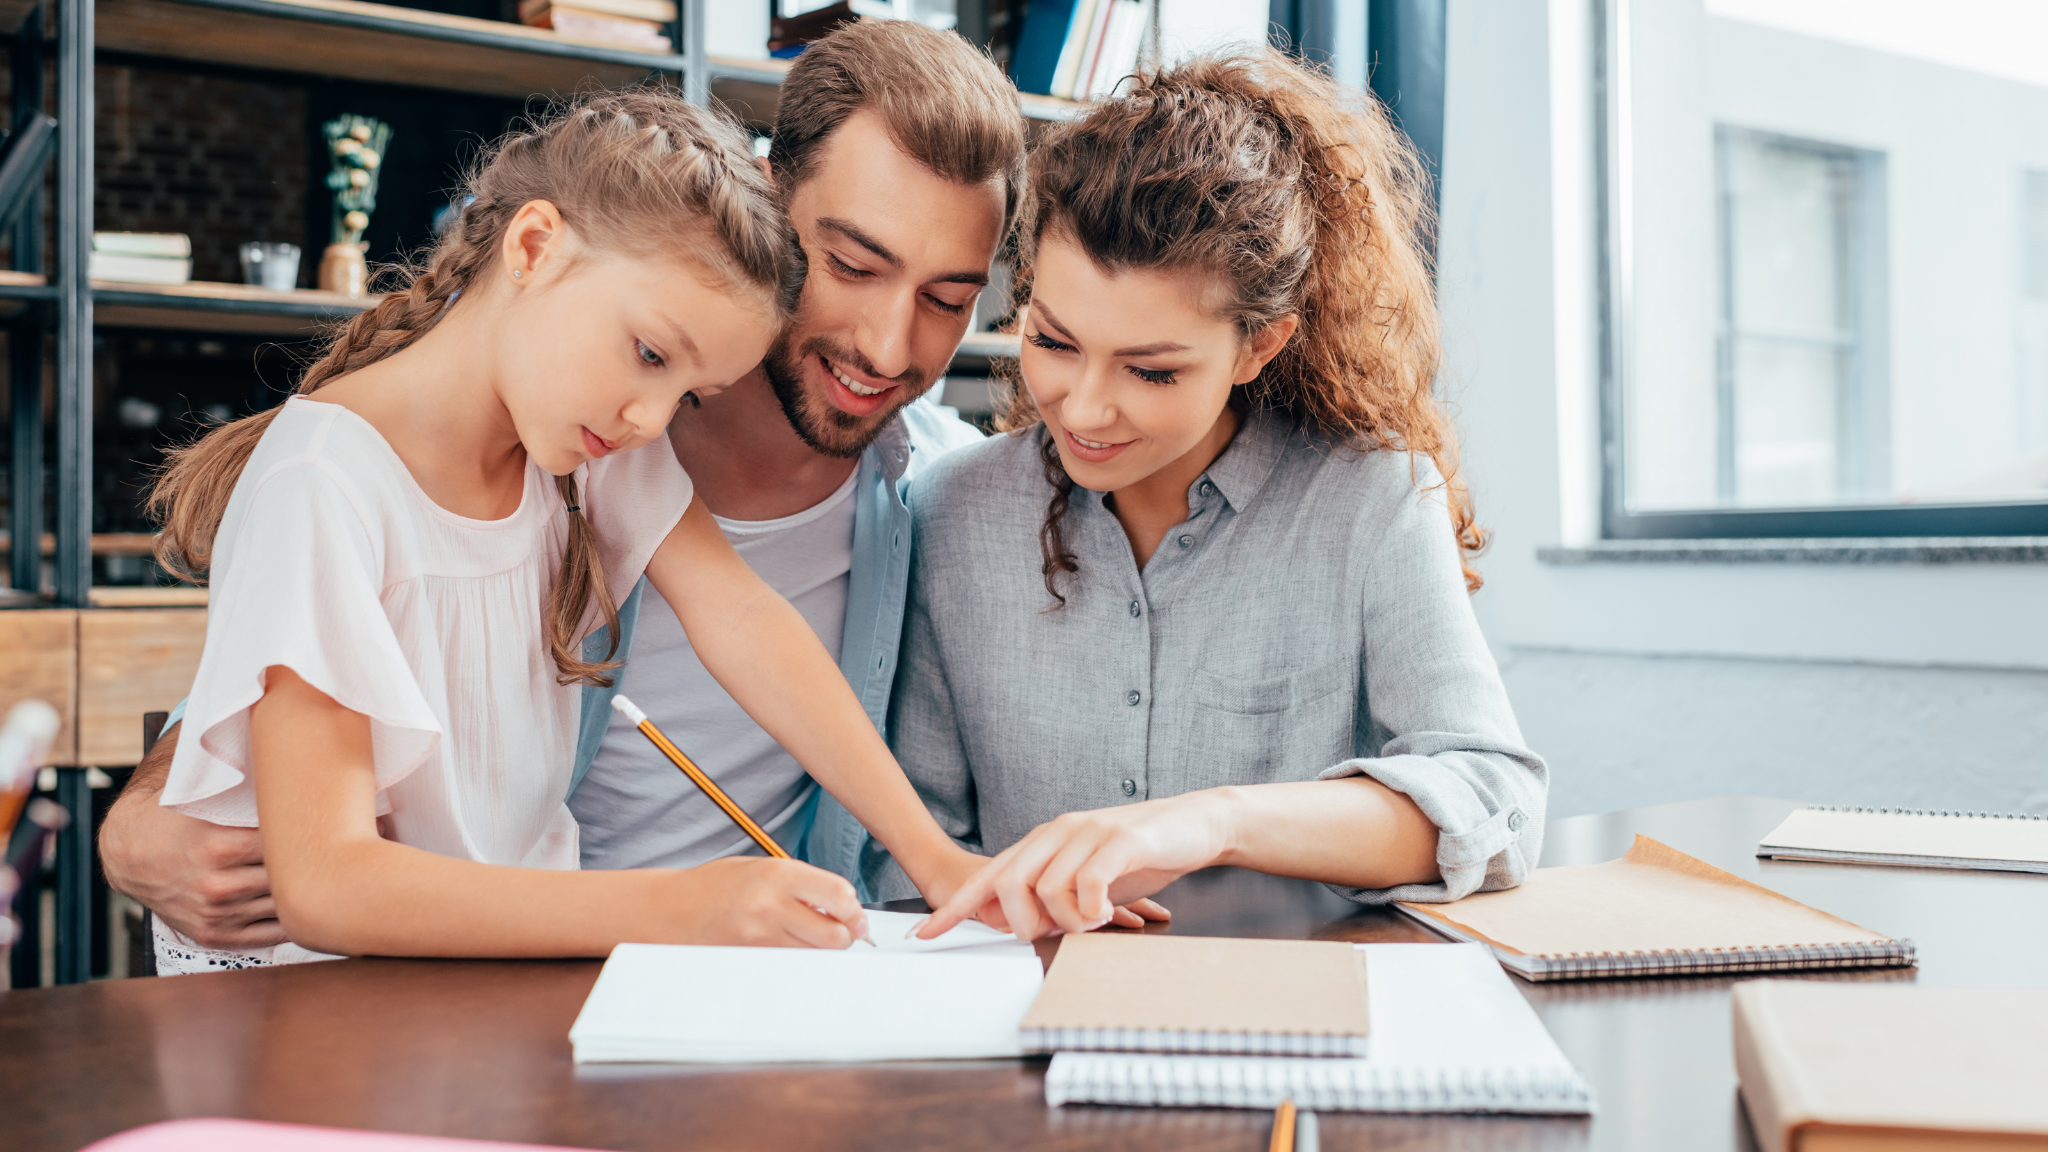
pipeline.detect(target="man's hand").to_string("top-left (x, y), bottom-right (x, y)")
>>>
top-left (100, 721), bottom-right (288, 950)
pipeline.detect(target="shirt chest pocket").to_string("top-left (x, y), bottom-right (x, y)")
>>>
top-left (1176, 654), bottom-right (1357, 786)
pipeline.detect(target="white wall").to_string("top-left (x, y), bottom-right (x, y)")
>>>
top-left (1439, 0), bottom-right (2048, 818)
top-left (1154, 0), bottom-right (1273, 64)
top-left (708, 0), bottom-right (772, 59)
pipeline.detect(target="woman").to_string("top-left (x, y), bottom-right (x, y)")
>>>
top-left (901, 52), bottom-right (1547, 941)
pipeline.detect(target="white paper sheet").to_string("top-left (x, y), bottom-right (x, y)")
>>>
top-left (569, 941), bottom-right (1044, 1064)
top-left (860, 909), bottom-right (1035, 957)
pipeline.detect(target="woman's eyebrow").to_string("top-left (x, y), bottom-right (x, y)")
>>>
top-left (1035, 299), bottom-right (1189, 357)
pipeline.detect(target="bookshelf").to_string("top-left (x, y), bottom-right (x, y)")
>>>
top-left (707, 53), bottom-right (1088, 128)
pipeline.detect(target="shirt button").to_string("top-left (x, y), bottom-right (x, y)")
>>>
top-left (1507, 810), bottom-right (1526, 832)
top-left (1125, 690), bottom-right (1141, 706)
top-left (1129, 600), bottom-right (1141, 618)
top-left (1121, 778), bottom-right (1137, 797)
top-left (1199, 481), bottom-right (1216, 497)
top-left (1177, 535), bottom-right (1193, 549)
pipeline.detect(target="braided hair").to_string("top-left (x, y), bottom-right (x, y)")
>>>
top-left (149, 89), bottom-right (790, 686)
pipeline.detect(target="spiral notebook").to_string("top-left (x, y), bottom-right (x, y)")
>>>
top-left (1758, 806), bottom-right (2048, 875)
top-left (1393, 835), bottom-right (1915, 982)
top-left (1020, 932), bottom-right (1371, 1057)
top-left (1044, 943), bottom-right (1593, 1114)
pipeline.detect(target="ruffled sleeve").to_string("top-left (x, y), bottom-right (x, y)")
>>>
top-left (575, 435), bottom-right (694, 636)
top-left (160, 457), bottom-right (443, 826)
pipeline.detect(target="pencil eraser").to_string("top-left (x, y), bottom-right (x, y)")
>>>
top-left (610, 695), bottom-right (648, 725)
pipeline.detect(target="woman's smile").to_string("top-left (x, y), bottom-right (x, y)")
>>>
top-left (1062, 426), bottom-right (1136, 464)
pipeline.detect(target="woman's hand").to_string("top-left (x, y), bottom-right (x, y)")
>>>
top-left (917, 791), bottom-right (1229, 941)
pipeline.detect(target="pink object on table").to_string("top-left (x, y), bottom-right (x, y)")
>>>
top-left (78, 1119), bottom-right (596, 1152)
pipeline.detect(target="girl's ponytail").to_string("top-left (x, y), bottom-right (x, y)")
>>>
top-left (149, 89), bottom-right (790, 686)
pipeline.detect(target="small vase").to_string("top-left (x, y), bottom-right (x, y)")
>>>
top-left (317, 241), bottom-right (368, 298)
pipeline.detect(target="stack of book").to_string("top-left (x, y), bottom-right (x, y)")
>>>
top-left (518, 0), bottom-right (672, 52)
top-left (1012, 0), bottom-right (1151, 102)
top-left (89, 232), bottom-right (192, 286)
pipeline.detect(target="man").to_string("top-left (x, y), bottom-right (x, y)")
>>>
top-left (100, 19), bottom-right (1022, 951)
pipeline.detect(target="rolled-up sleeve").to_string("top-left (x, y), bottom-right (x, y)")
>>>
top-left (1318, 478), bottom-right (1548, 904)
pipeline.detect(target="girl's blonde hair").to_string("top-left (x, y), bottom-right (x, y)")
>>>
top-left (1000, 51), bottom-right (1486, 600)
top-left (150, 89), bottom-right (792, 686)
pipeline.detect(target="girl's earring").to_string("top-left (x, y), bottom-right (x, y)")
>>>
top-left (512, 269), bottom-right (523, 279)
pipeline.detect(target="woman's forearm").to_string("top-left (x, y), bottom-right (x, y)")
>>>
top-left (1210, 776), bottom-right (1442, 891)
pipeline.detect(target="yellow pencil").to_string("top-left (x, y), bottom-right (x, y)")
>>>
top-left (609, 694), bottom-right (874, 946)
top-left (1268, 1098), bottom-right (1296, 1152)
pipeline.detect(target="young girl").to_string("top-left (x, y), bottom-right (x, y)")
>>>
top-left (148, 91), bottom-right (982, 973)
top-left (907, 53), bottom-right (1548, 941)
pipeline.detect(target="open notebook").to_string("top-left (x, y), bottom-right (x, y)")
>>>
top-left (569, 911), bottom-right (1040, 1063)
top-left (1735, 982), bottom-right (2048, 1152)
top-left (1043, 943), bottom-right (1593, 1114)
top-left (1394, 835), bottom-right (1915, 981)
top-left (1020, 933), bottom-right (1371, 1057)
top-left (1758, 806), bottom-right (2048, 875)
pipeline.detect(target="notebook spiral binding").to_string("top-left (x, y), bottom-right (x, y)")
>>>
top-left (1808, 805), bottom-right (2047, 821)
top-left (1519, 939), bottom-right (1917, 982)
top-left (1022, 1027), bottom-right (1367, 1057)
top-left (1044, 1052), bottom-right (1597, 1114)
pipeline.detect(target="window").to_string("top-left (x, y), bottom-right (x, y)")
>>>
top-left (1601, 0), bottom-right (2048, 537)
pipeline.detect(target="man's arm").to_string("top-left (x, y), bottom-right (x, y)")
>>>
top-left (100, 720), bottom-right (288, 949)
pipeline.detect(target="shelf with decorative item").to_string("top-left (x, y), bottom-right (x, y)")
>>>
top-left (0, 273), bottom-right (380, 335)
top-left (97, 0), bottom-right (684, 99)
top-left (705, 55), bottom-right (1089, 130)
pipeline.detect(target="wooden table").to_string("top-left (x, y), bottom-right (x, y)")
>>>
top-left (5, 796), bottom-right (2045, 1151)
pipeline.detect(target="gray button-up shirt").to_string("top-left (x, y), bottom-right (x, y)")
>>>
top-left (881, 409), bottom-right (1548, 904)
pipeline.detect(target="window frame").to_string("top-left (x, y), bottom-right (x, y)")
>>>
top-left (1593, 0), bottom-right (2048, 540)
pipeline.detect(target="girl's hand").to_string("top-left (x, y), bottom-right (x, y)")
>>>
top-left (917, 792), bottom-right (1228, 942)
top-left (659, 855), bottom-right (872, 949)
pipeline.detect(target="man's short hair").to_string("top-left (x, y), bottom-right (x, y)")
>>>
top-left (769, 20), bottom-right (1026, 229)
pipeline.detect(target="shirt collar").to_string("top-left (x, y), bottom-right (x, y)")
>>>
top-left (1192, 406), bottom-right (1293, 512)
top-left (866, 408), bottom-right (915, 484)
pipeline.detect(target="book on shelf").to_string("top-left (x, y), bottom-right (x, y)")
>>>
top-left (1016, 0), bottom-right (1149, 101)
top-left (519, 0), bottom-right (671, 50)
top-left (92, 231), bottom-right (190, 259)
top-left (516, 0), bottom-right (673, 24)
top-left (1758, 805), bottom-right (2048, 875)
top-left (88, 252), bottom-right (193, 286)
top-left (1734, 981), bottom-right (2048, 1152)
top-left (1395, 834), bottom-right (1916, 981)
top-left (767, 1), bottom-right (857, 58)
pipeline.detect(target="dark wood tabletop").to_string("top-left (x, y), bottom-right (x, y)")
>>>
top-left (4, 795), bottom-right (2045, 1152)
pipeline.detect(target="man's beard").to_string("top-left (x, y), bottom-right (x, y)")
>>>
top-left (763, 333), bottom-right (929, 460)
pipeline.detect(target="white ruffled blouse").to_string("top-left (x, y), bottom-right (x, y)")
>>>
top-left (156, 395), bottom-right (690, 973)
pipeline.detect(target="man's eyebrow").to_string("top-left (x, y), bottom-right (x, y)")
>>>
top-left (817, 217), bottom-right (903, 269)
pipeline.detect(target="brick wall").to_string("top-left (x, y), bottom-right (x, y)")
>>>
top-left (95, 65), bottom-right (307, 287)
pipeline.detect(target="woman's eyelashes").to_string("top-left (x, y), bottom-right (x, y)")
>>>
top-left (634, 339), bottom-right (664, 368)
top-left (1025, 329), bottom-right (1076, 354)
top-left (1128, 364), bottom-right (1178, 385)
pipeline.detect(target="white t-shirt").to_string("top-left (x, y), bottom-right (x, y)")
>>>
top-left (156, 395), bottom-right (692, 973)
top-left (571, 466), bottom-right (858, 871)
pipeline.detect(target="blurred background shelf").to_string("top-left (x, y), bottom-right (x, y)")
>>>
top-left (98, 0), bottom-right (684, 98)
top-left (707, 53), bottom-right (1086, 129)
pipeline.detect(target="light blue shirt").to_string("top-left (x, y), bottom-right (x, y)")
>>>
top-left (568, 395), bottom-right (983, 897)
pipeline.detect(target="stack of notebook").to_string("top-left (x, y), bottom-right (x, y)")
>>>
top-left (518, 0), bottom-right (672, 51)
top-left (1028, 934), bottom-right (1593, 1114)
top-left (1394, 835), bottom-right (1915, 981)
top-left (1758, 806), bottom-right (2048, 875)
top-left (90, 232), bottom-right (192, 285)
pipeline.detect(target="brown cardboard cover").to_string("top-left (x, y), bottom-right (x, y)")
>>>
top-left (1733, 982), bottom-right (2048, 1152)
top-left (1399, 835), bottom-right (1892, 958)
top-left (1019, 933), bottom-right (1369, 1038)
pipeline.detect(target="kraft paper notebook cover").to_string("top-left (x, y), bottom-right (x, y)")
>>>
top-left (1393, 835), bottom-right (1915, 981)
top-left (1019, 932), bottom-right (1371, 1056)
top-left (1758, 806), bottom-right (2048, 875)
top-left (1734, 982), bottom-right (2048, 1152)
top-left (1044, 943), bottom-right (1593, 1114)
